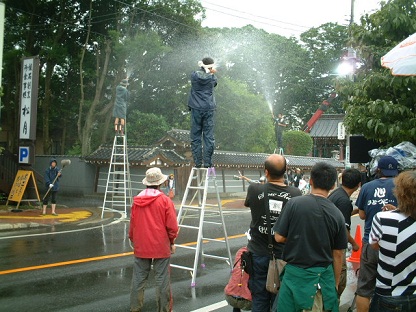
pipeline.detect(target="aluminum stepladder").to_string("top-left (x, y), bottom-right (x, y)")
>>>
top-left (273, 147), bottom-right (284, 155)
top-left (170, 167), bottom-right (232, 287)
top-left (101, 133), bottom-right (132, 219)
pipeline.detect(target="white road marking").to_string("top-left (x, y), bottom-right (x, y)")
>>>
top-left (189, 300), bottom-right (228, 312)
top-left (0, 219), bottom-right (123, 240)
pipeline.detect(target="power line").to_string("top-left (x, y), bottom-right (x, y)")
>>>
top-left (203, 0), bottom-right (311, 30)
top-left (202, 5), bottom-right (305, 33)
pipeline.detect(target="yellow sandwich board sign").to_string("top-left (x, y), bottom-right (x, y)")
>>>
top-left (7, 170), bottom-right (40, 208)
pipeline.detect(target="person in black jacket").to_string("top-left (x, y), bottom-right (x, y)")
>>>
top-left (42, 159), bottom-right (62, 216)
top-left (188, 57), bottom-right (217, 168)
top-left (113, 78), bottom-right (129, 135)
top-left (293, 168), bottom-right (303, 188)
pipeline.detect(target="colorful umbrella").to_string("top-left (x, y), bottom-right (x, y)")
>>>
top-left (381, 32), bottom-right (416, 76)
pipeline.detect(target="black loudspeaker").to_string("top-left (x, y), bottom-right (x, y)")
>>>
top-left (349, 136), bottom-right (383, 163)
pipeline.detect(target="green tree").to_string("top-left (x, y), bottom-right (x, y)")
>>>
top-left (214, 77), bottom-right (275, 153)
top-left (127, 111), bottom-right (170, 146)
top-left (337, 0), bottom-right (416, 144)
top-left (283, 131), bottom-right (313, 156)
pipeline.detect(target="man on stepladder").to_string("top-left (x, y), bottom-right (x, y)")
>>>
top-left (113, 78), bottom-right (129, 136)
top-left (273, 113), bottom-right (287, 151)
top-left (188, 57), bottom-right (217, 168)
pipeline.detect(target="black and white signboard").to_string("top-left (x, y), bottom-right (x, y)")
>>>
top-left (19, 56), bottom-right (39, 140)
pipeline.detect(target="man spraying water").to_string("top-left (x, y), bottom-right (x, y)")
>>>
top-left (273, 113), bottom-right (287, 150)
top-left (188, 57), bottom-right (218, 168)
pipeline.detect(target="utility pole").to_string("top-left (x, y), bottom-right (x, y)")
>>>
top-left (350, 0), bottom-right (355, 26)
top-left (0, 2), bottom-right (5, 125)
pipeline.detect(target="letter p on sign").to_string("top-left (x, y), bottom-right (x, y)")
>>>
top-left (19, 146), bottom-right (29, 164)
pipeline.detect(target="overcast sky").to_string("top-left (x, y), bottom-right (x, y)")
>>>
top-left (199, 0), bottom-right (382, 37)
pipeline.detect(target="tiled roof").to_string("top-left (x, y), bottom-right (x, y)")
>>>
top-left (309, 114), bottom-right (345, 138)
top-left (285, 154), bottom-right (344, 169)
top-left (154, 129), bottom-right (191, 147)
top-left (213, 150), bottom-right (344, 169)
top-left (85, 145), bottom-right (344, 169)
top-left (85, 145), bottom-right (187, 166)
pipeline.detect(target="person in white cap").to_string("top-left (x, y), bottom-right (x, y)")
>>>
top-left (113, 78), bottom-right (129, 135)
top-left (129, 167), bottom-right (178, 312)
top-left (188, 57), bottom-right (218, 168)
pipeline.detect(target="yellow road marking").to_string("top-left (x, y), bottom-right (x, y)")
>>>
top-left (0, 211), bottom-right (92, 222)
top-left (0, 233), bottom-right (247, 275)
top-left (0, 252), bottom-right (133, 275)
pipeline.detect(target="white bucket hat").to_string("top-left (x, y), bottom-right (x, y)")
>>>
top-left (142, 167), bottom-right (168, 186)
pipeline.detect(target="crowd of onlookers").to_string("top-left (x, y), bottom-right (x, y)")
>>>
top-left (126, 153), bottom-right (415, 312)
top-left (236, 154), bottom-right (415, 312)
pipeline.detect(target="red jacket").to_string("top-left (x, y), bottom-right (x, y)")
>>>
top-left (129, 188), bottom-right (178, 258)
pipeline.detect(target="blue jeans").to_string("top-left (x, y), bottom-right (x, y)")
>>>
top-left (248, 253), bottom-right (276, 312)
top-left (190, 108), bottom-right (215, 167)
top-left (370, 293), bottom-right (416, 312)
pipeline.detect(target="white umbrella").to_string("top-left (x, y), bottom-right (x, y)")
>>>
top-left (381, 32), bottom-right (416, 76)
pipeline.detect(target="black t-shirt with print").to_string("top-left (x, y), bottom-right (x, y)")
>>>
top-left (244, 182), bottom-right (302, 257)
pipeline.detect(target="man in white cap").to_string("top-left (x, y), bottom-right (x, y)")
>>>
top-left (188, 57), bottom-right (218, 168)
top-left (129, 167), bottom-right (178, 312)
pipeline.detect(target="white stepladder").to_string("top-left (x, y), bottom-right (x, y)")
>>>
top-left (101, 134), bottom-right (132, 219)
top-left (170, 167), bottom-right (233, 287)
top-left (273, 147), bottom-right (284, 155)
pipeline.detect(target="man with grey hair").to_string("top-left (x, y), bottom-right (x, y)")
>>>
top-left (129, 167), bottom-right (178, 312)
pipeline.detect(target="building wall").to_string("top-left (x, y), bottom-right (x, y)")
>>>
top-left (34, 156), bottom-right (96, 196)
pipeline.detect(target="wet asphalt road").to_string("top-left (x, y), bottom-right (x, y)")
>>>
top-left (0, 206), bottom-right (250, 312)
top-left (0, 196), bottom-right (363, 312)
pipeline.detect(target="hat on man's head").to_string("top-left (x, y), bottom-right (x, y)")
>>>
top-left (120, 79), bottom-right (129, 86)
top-left (142, 167), bottom-right (168, 186)
top-left (377, 156), bottom-right (398, 177)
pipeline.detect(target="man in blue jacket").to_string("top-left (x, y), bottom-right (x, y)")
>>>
top-left (42, 158), bottom-right (61, 216)
top-left (188, 57), bottom-right (217, 168)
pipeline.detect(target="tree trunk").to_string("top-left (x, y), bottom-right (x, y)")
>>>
top-left (81, 40), bottom-right (112, 155)
top-left (43, 62), bottom-right (54, 154)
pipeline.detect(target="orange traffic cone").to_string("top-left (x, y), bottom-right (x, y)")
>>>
top-left (347, 224), bottom-right (362, 263)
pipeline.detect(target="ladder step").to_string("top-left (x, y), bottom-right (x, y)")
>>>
top-left (105, 191), bottom-right (128, 194)
top-left (178, 224), bottom-right (199, 230)
top-left (170, 264), bottom-right (194, 271)
top-left (188, 186), bottom-right (206, 190)
top-left (181, 205), bottom-right (202, 210)
top-left (203, 221), bottom-right (222, 225)
top-left (103, 202), bottom-right (126, 205)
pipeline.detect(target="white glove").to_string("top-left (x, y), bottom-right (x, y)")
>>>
top-left (49, 184), bottom-right (54, 188)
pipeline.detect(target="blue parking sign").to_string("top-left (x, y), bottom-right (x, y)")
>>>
top-left (19, 146), bottom-right (29, 164)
